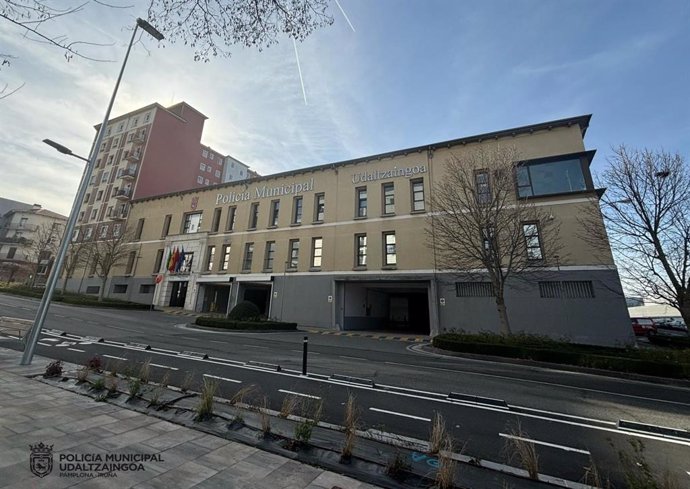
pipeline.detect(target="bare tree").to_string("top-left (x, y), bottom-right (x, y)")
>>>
top-left (91, 226), bottom-right (133, 301)
top-left (584, 146), bottom-right (690, 325)
top-left (59, 239), bottom-right (94, 294)
top-left (427, 146), bottom-right (562, 335)
top-left (23, 222), bottom-right (63, 287)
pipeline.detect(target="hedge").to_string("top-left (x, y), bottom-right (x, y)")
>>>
top-left (432, 334), bottom-right (690, 379)
top-left (0, 286), bottom-right (150, 310)
top-left (195, 316), bottom-right (298, 331)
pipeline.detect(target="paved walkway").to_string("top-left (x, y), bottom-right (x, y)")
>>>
top-left (0, 348), bottom-right (380, 489)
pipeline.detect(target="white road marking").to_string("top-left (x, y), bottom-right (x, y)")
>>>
top-left (203, 374), bottom-right (241, 383)
top-left (102, 354), bottom-right (127, 361)
top-left (511, 406), bottom-right (617, 426)
top-left (41, 338), bottom-right (59, 342)
top-left (369, 407), bottom-right (430, 422)
top-left (243, 345), bottom-right (269, 349)
top-left (151, 347), bottom-right (179, 354)
top-left (150, 363), bottom-right (179, 371)
top-left (278, 389), bottom-right (321, 400)
top-left (499, 433), bottom-right (590, 455)
top-left (339, 355), bottom-right (366, 361)
top-left (55, 314), bottom-right (68, 318)
top-left (67, 348), bottom-right (85, 353)
top-left (385, 361), bottom-right (690, 407)
top-left (290, 349), bottom-right (320, 355)
top-left (37, 342), bottom-right (51, 347)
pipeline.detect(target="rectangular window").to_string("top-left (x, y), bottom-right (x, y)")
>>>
top-left (456, 282), bottom-right (495, 297)
top-left (162, 214), bottom-right (172, 237)
top-left (7, 247), bottom-right (16, 259)
top-left (211, 207), bottom-right (222, 233)
top-left (411, 179), bottom-right (425, 212)
top-left (292, 196), bottom-right (303, 224)
top-left (355, 234), bottom-right (367, 267)
top-left (153, 249), bottom-right (164, 273)
top-left (539, 281), bottom-right (595, 299)
top-left (200, 162), bottom-right (206, 171)
top-left (383, 232), bottom-right (397, 266)
top-left (226, 206), bottom-right (237, 231)
top-left (202, 149), bottom-right (208, 158)
top-left (475, 170), bottom-right (491, 204)
top-left (269, 200), bottom-right (280, 227)
top-left (96, 190), bottom-right (103, 201)
top-left (197, 176), bottom-right (204, 184)
top-left (516, 157), bottom-right (587, 198)
top-left (314, 193), bottom-right (325, 222)
top-left (207, 166), bottom-right (212, 173)
top-left (134, 218), bottom-right (145, 240)
top-left (107, 155), bottom-right (113, 165)
top-left (99, 225), bottom-right (108, 238)
top-left (356, 187), bottom-right (367, 218)
top-left (205, 245), bottom-right (216, 271)
top-left (86, 285), bottom-right (100, 294)
top-left (113, 284), bottom-right (127, 294)
top-left (204, 178), bottom-right (209, 185)
top-left (243, 243), bottom-right (254, 271)
top-left (183, 213), bottom-right (203, 234)
top-left (288, 239), bottom-right (299, 268)
top-left (215, 170), bottom-right (220, 178)
top-left (263, 241), bottom-right (275, 271)
top-left (139, 284), bottom-right (155, 294)
top-left (84, 227), bottom-right (93, 240)
top-left (522, 223), bottom-right (543, 260)
top-left (113, 223), bottom-right (121, 237)
top-left (125, 251), bottom-right (136, 275)
top-left (101, 171), bottom-right (109, 183)
top-left (382, 183), bottom-right (395, 215)
top-left (90, 209), bottom-right (97, 220)
top-left (220, 244), bottom-right (231, 271)
top-left (248, 203), bottom-right (259, 229)
top-left (311, 237), bottom-right (323, 268)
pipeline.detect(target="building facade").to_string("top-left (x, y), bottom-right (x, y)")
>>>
top-left (0, 204), bottom-right (67, 284)
top-left (67, 115), bottom-right (634, 346)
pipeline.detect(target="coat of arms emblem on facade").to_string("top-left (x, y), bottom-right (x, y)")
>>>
top-left (29, 442), bottom-right (53, 478)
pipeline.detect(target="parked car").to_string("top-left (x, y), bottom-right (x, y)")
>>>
top-left (652, 317), bottom-right (689, 337)
top-left (631, 317), bottom-right (657, 337)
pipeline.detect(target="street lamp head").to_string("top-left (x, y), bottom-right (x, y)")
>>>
top-left (136, 18), bottom-right (164, 41)
top-left (43, 139), bottom-right (73, 155)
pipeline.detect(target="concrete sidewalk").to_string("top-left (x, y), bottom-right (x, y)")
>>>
top-left (0, 348), bottom-right (380, 489)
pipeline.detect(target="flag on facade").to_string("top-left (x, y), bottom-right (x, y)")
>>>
top-left (178, 247), bottom-right (186, 272)
top-left (173, 247), bottom-right (181, 272)
top-left (168, 247), bottom-right (177, 272)
top-left (165, 248), bottom-right (173, 272)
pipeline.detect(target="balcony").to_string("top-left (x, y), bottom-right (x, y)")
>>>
top-left (5, 223), bottom-right (37, 232)
top-left (111, 209), bottom-right (129, 220)
top-left (125, 151), bottom-right (141, 162)
top-left (114, 188), bottom-right (132, 200)
top-left (131, 131), bottom-right (146, 143)
top-left (119, 166), bottom-right (138, 180)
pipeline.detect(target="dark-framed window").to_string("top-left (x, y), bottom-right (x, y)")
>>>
top-left (456, 282), bottom-right (495, 297)
top-left (293, 196), bottom-right (303, 224)
top-left (383, 232), bottom-right (396, 266)
top-left (522, 222), bottom-right (543, 260)
top-left (161, 214), bottom-right (172, 237)
top-left (288, 239), bottom-right (300, 268)
top-left (125, 251), bottom-right (136, 275)
top-left (539, 281), bottom-right (594, 299)
top-left (242, 242), bottom-right (254, 271)
top-left (269, 200), bottom-right (280, 227)
top-left (356, 187), bottom-right (367, 218)
top-left (314, 193), bottom-right (325, 222)
top-left (355, 234), bottom-right (367, 267)
top-left (205, 245), bottom-right (215, 271)
top-left (382, 182), bottom-right (395, 215)
top-left (133, 218), bottom-right (145, 240)
top-left (263, 241), bottom-right (275, 271)
top-left (226, 206), bottom-right (237, 231)
top-left (516, 156), bottom-right (588, 198)
top-left (220, 244), bottom-right (231, 271)
top-left (248, 203), bottom-right (259, 229)
top-left (211, 207), bottom-right (222, 233)
top-left (411, 178), bottom-right (425, 212)
top-left (475, 170), bottom-right (491, 204)
top-left (311, 237), bottom-right (323, 268)
top-left (153, 249), bottom-right (164, 273)
top-left (182, 212), bottom-right (202, 234)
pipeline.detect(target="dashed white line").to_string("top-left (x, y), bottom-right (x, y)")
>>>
top-left (41, 338), bottom-right (59, 342)
top-left (369, 407), bottom-right (430, 422)
top-left (67, 348), bottom-right (85, 353)
top-left (498, 433), bottom-right (590, 455)
top-left (203, 374), bottom-right (241, 383)
top-left (278, 389), bottom-right (321, 400)
top-left (339, 355), bottom-right (366, 361)
top-left (290, 350), bottom-right (320, 355)
top-left (150, 363), bottom-right (179, 371)
top-left (37, 342), bottom-right (51, 347)
top-left (243, 345), bottom-right (269, 349)
top-left (102, 354), bottom-right (127, 361)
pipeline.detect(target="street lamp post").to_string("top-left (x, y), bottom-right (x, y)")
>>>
top-left (20, 18), bottom-right (163, 366)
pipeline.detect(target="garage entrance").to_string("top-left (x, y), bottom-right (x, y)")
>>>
top-left (340, 281), bottom-right (430, 334)
top-left (199, 284), bottom-right (231, 313)
top-left (238, 283), bottom-right (272, 316)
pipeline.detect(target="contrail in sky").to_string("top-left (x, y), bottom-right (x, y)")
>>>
top-left (292, 38), bottom-right (308, 105)
top-left (335, 0), bottom-right (356, 32)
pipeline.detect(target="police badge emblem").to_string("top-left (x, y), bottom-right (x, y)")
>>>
top-left (29, 442), bottom-right (53, 477)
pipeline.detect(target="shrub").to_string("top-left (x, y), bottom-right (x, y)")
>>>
top-left (44, 360), bottom-right (63, 378)
top-left (128, 377), bottom-right (142, 399)
top-left (227, 301), bottom-right (261, 321)
top-left (195, 378), bottom-right (218, 421)
top-left (91, 378), bottom-right (105, 391)
top-left (195, 317), bottom-right (297, 331)
top-left (86, 355), bottom-right (102, 372)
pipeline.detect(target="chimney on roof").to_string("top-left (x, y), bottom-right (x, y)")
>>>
top-left (32, 204), bottom-right (42, 210)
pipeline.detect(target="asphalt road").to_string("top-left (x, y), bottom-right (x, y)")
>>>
top-left (1, 293), bottom-right (689, 486)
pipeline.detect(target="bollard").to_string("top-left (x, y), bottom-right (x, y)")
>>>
top-left (302, 336), bottom-right (308, 375)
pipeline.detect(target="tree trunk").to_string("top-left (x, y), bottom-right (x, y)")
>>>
top-left (61, 273), bottom-right (69, 295)
top-left (679, 302), bottom-right (690, 330)
top-left (98, 277), bottom-right (106, 302)
top-left (495, 294), bottom-right (512, 336)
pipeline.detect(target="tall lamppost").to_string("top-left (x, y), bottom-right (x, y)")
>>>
top-left (20, 18), bottom-right (164, 365)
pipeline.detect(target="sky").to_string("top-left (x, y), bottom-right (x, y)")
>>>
top-left (0, 0), bottom-right (688, 217)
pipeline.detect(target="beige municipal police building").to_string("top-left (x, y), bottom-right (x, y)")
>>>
top-left (70, 115), bottom-right (634, 346)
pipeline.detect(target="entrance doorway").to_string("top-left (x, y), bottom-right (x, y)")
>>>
top-left (169, 281), bottom-right (188, 307)
top-left (240, 284), bottom-right (272, 316)
top-left (200, 285), bottom-right (231, 313)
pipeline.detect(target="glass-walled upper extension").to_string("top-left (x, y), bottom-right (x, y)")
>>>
top-left (516, 151), bottom-right (594, 198)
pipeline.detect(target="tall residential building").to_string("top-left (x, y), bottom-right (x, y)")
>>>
top-left (222, 155), bottom-right (257, 183)
top-left (0, 203), bottom-right (67, 284)
top-left (67, 114), bottom-right (634, 346)
top-left (74, 102), bottom-right (231, 242)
